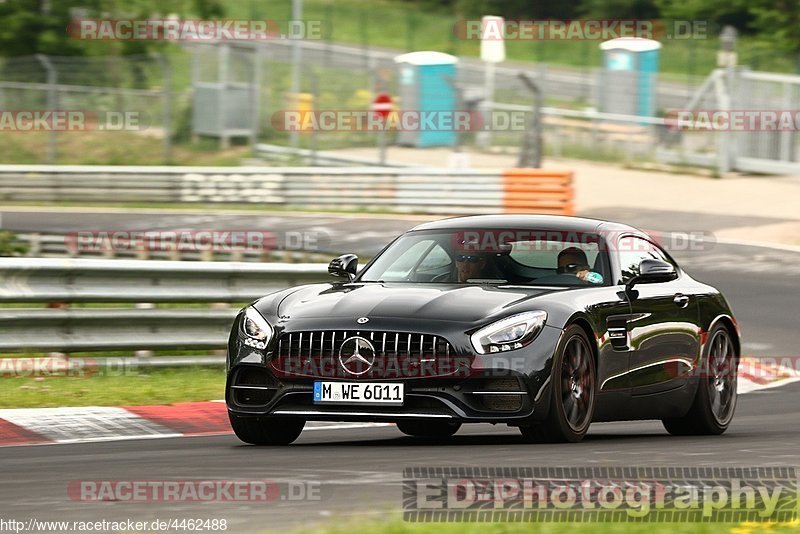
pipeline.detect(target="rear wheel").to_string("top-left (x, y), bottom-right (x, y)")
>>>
top-left (396, 420), bottom-right (461, 439)
top-left (229, 413), bottom-right (305, 445)
top-left (662, 324), bottom-right (738, 436)
top-left (520, 325), bottom-right (596, 443)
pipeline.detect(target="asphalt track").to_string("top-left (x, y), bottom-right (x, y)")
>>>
top-left (0, 207), bottom-right (798, 532)
top-left (1, 382), bottom-right (800, 531)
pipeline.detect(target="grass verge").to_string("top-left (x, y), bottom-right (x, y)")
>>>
top-left (291, 517), bottom-right (800, 534)
top-left (0, 366), bottom-right (224, 408)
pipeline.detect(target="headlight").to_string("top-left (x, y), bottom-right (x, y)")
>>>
top-left (470, 311), bottom-right (547, 354)
top-left (241, 307), bottom-right (273, 350)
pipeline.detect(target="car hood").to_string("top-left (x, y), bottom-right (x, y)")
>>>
top-left (269, 282), bottom-right (560, 324)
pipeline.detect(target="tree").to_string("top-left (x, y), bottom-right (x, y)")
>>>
top-left (0, 0), bottom-right (228, 57)
top-left (657, 0), bottom-right (800, 53)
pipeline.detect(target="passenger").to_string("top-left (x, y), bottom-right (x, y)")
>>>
top-left (557, 247), bottom-right (592, 281)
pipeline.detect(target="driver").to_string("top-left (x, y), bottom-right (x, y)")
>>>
top-left (455, 252), bottom-right (487, 283)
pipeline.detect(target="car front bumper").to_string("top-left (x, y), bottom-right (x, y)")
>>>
top-left (226, 325), bottom-right (563, 424)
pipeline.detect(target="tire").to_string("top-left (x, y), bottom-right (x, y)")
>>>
top-left (396, 420), bottom-right (461, 439)
top-left (662, 324), bottom-right (738, 436)
top-left (228, 413), bottom-right (305, 445)
top-left (520, 325), bottom-right (596, 443)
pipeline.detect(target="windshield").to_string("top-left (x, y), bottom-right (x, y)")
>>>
top-left (359, 229), bottom-right (610, 286)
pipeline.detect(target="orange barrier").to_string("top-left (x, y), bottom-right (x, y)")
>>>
top-left (501, 169), bottom-right (574, 216)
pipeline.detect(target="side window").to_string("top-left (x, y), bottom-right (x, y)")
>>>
top-left (417, 244), bottom-right (452, 272)
top-left (617, 236), bottom-right (663, 283)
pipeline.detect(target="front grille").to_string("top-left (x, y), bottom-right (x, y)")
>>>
top-left (478, 395), bottom-right (524, 412)
top-left (270, 330), bottom-right (467, 379)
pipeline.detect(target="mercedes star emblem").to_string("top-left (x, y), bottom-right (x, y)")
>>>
top-left (339, 336), bottom-right (376, 375)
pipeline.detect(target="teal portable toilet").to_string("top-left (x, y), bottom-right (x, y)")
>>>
top-left (394, 51), bottom-right (458, 147)
top-left (599, 38), bottom-right (661, 118)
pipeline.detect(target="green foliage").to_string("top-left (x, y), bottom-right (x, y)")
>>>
top-left (453, 0), bottom-right (584, 19)
top-left (657, 0), bottom-right (800, 53)
top-left (445, 0), bottom-right (800, 55)
top-left (0, 0), bottom-right (97, 56)
top-left (193, 0), bottom-right (225, 19)
top-left (0, 231), bottom-right (28, 257)
top-left (582, 0), bottom-right (660, 18)
top-left (0, 0), bottom-right (227, 58)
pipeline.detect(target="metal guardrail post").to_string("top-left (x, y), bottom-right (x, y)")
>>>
top-left (134, 302), bottom-right (155, 359)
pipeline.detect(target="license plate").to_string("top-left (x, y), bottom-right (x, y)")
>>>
top-left (313, 381), bottom-right (404, 405)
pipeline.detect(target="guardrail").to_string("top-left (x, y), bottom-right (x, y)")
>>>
top-left (14, 233), bottom-right (335, 263)
top-left (0, 258), bottom-right (330, 356)
top-left (253, 144), bottom-right (413, 167)
top-left (0, 257), bottom-right (328, 303)
top-left (0, 165), bottom-right (574, 215)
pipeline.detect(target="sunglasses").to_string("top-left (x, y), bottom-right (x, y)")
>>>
top-left (455, 254), bottom-right (483, 263)
top-left (557, 263), bottom-right (589, 274)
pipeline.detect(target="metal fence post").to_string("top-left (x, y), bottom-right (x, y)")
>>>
top-left (289, 0), bottom-right (304, 148)
top-left (251, 44), bottom-right (264, 151)
top-left (307, 67), bottom-right (318, 165)
top-left (36, 54), bottom-right (58, 164)
top-left (517, 72), bottom-right (543, 168)
top-left (219, 43), bottom-right (231, 149)
top-left (153, 53), bottom-right (172, 163)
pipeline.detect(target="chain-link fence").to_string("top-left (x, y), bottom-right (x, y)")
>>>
top-left (255, 40), bottom-right (673, 164)
top-left (0, 54), bottom-right (173, 164)
top-left (0, 36), bottom-right (795, 171)
top-left (0, 45), bottom-right (685, 166)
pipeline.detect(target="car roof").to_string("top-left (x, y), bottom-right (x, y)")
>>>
top-left (409, 214), bottom-right (640, 235)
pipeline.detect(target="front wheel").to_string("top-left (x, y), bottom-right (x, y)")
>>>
top-left (520, 325), bottom-right (596, 443)
top-left (229, 413), bottom-right (305, 445)
top-left (662, 324), bottom-right (738, 436)
top-left (396, 420), bottom-right (461, 439)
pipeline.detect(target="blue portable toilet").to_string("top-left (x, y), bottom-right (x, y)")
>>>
top-left (598, 38), bottom-right (661, 117)
top-left (394, 51), bottom-right (458, 147)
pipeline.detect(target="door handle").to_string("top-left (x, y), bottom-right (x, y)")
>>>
top-left (673, 294), bottom-right (690, 308)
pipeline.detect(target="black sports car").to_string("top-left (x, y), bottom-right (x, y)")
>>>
top-left (226, 215), bottom-right (739, 445)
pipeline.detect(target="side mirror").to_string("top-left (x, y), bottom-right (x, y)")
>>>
top-left (328, 254), bottom-right (358, 281)
top-left (626, 259), bottom-right (677, 290)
